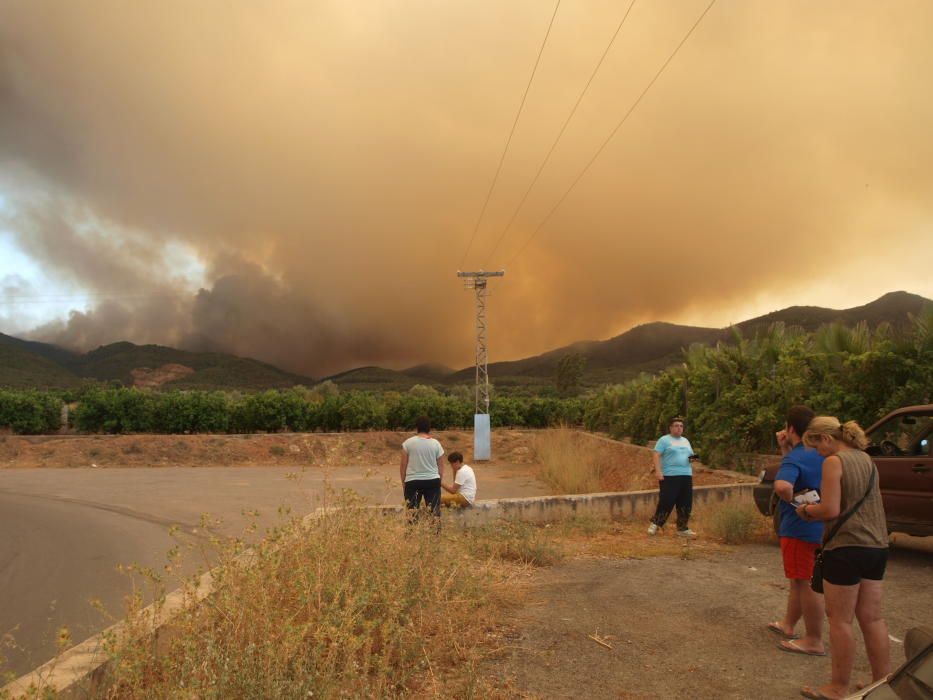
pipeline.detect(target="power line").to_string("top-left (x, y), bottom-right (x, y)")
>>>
top-left (505, 0), bottom-right (717, 267)
top-left (458, 0), bottom-right (561, 270)
top-left (484, 0), bottom-right (638, 268)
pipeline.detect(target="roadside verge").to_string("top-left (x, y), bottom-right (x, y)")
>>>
top-left (2, 483), bottom-right (753, 699)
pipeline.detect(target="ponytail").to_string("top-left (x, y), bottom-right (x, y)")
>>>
top-left (803, 415), bottom-right (869, 451)
top-left (840, 420), bottom-right (869, 450)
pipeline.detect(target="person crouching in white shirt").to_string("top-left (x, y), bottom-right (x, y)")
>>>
top-left (441, 452), bottom-right (476, 508)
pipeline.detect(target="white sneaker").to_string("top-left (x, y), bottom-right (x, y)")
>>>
top-left (677, 528), bottom-right (697, 538)
top-left (647, 523), bottom-right (659, 536)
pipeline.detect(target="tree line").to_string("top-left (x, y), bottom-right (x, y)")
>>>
top-left (583, 314), bottom-right (932, 466)
top-left (2, 313), bottom-right (929, 470)
top-left (0, 384), bottom-right (584, 435)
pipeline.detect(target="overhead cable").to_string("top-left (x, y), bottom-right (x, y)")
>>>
top-left (458, 0), bottom-right (561, 270)
top-left (484, 0), bottom-right (638, 267)
top-left (506, 0), bottom-right (717, 266)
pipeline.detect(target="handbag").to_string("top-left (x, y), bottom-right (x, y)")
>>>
top-left (810, 464), bottom-right (877, 594)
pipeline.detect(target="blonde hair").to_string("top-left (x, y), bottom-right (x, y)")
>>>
top-left (803, 416), bottom-right (869, 451)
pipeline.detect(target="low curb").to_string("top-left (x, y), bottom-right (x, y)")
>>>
top-left (446, 483), bottom-right (755, 525)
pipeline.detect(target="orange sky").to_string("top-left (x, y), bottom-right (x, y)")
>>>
top-left (1, 1), bottom-right (931, 376)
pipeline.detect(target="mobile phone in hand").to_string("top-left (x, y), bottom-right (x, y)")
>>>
top-left (793, 489), bottom-right (821, 506)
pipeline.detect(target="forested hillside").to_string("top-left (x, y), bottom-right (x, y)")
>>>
top-left (2, 309), bottom-right (929, 472)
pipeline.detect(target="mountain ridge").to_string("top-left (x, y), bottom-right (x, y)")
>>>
top-left (444, 290), bottom-right (931, 386)
top-left (1, 291), bottom-right (928, 390)
top-left (0, 335), bottom-right (313, 390)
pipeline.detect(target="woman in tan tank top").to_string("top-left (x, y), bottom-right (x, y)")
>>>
top-left (794, 417), bottom-right (890, 700)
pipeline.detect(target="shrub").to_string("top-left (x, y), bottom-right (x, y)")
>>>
top-left (73, 388), bottom-right (154, 433)
top-left (707, 502), bottom-right (765, 544)
top-left (490, 396), bottom-right (524, 428)
top-left (338, 392), bottom-right (387, 431)
top-left (314, 395), bottom-right (344, 432)
top-left (580, 311), bottom-right (933, 467)
top-left (3, 387), bottom-right (590, 435)
top-left (102, 503), bottom-right (513, 697)
top-left (0, 390), bottom-right (62, 434)
top-left (535, 426), bottom-right (607, 494)
top-left (238, 391), bottom-right (280, 432)
top-left (465, 519), bottom-right (563, 567)
top-left (150, 391), bottom-right (231, 433)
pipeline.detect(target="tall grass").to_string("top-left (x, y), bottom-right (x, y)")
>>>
top-left (704, 502), bottom-right (770, 544)
top-left (97, 499), bottom-right (525, 698)
top-left (464, 520), bottom-right (563, 567)
top-left (535, 427), bottom-right (609, 494)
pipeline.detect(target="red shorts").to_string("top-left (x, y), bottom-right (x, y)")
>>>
top-left (780, 537), bottom-right (820, 580)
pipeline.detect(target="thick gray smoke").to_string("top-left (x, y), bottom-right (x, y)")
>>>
top-left (2, 1), bottom-right (931, 375)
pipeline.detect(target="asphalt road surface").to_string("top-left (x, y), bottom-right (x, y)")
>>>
top-left (0, 490), bottom-right (192, 677)
top-left (0, 464), bottom-right (548, 678)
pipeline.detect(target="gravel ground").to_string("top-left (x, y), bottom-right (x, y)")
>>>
top-left (485, 537), bottom-right (932, 699)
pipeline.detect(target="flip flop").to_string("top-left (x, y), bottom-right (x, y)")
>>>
top-left (779, 639), bottom-right (827, 657)
top-left (799, 687), bottom-right (840, 699)
top-left (767, 622), bottom-right (799, 640)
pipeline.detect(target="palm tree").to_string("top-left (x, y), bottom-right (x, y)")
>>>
top-left (909, 305), bottom-right (933, 356)
top-left (814, 320), bottom-right (871, 355)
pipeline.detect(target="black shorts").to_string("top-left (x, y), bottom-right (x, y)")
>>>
top-left (823, 546), bottom-right (888, 586)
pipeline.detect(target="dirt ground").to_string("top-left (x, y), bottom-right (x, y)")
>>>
top-left (0, 430), bottom-right (535, 469)
top-left (482, 524), bottom-right (933, 700)
top-left (0, 430), bottom-right (753, 489)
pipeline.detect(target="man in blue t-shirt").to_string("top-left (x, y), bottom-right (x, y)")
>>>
top-left (767, 405), bottom-right (826, 656)
top-left (648, 417), bottom-right (698, 537)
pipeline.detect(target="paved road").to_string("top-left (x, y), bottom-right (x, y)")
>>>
top-left (0, 491), bottom-right (191, 677)
top-left (0, 464), bottom-right (549, 677)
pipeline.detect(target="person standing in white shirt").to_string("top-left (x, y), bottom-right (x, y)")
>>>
top-left (441, 452), bottom-right (476, 508)
top-left (401, 416), bottom-right (445, 519)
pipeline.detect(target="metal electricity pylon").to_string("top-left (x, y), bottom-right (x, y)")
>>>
top-left (457, 270), bottom-right (505, 415)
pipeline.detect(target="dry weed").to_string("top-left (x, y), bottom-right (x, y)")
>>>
top-left (697, 501), bottom-right (772, 545)
top-left (534, 427), bottom-right (609, 494)
top-left (94, 498), bottom-right (536, 698)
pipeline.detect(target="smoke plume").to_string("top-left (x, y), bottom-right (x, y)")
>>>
top-left (2, 1), bottom-right (931, 376)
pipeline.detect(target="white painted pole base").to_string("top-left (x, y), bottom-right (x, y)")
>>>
top-left (473, 413), bottom-right (491, 461)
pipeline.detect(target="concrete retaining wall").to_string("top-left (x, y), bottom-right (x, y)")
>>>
top-left (358, 484), bottom-right (756, 528)
top-left (3, 483), bottom-right (754, 699)
top-left (446, 483), bottom-right (755, 525)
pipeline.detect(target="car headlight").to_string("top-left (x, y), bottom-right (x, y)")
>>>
top-left (758, 469), bottom-right (767, 482)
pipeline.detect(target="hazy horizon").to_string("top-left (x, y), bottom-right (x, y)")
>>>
top-left (4, 289), bottom-right (927, 379)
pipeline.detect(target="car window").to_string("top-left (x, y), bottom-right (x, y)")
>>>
top-left (867, 414), bottom-right (933, 456)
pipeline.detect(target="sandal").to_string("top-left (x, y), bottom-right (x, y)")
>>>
top-left (778, 639), bottom-right (827, 656)
top-left (767, 621), bottom-right (799, 640)
top-left (800, 686), bottom-right (842, 699)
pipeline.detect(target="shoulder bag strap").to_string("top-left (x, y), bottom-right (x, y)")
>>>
top-left (822, 462), bottom-right (877, 548)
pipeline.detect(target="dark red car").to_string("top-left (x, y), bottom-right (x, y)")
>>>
top-left (753, 405), bottom-right (933, 537)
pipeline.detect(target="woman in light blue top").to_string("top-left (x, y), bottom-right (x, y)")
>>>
top-left (647, 417), bottom-right (698, 537)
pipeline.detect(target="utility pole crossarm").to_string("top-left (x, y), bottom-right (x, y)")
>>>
top-left (457, 271), bottom-right (505, 278)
